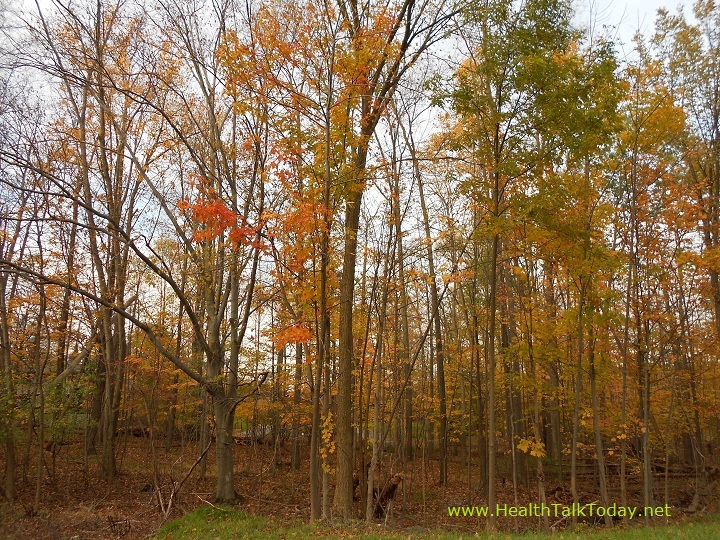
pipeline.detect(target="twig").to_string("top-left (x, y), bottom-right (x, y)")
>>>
top-left (195, 495), bottom-right (235, 512)
top-left (163, 440), bottom-right (213, 521)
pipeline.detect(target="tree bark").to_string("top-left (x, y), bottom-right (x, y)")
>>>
top-left (335, 147), bottom-right (367, 518)
top-left (213, 398), bottom-right (237, 503)
top-left (589, 322), bottom-right (612, 527)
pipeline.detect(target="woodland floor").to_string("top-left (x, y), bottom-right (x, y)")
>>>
top-left (1, 436), bottom-right (718, 539)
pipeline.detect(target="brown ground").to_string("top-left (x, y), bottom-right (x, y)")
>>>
top-left (0, 436), bottom-right (712, 539)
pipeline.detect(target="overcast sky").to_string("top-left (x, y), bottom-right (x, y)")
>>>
top-left (576, 0), bottom-right (690, 55)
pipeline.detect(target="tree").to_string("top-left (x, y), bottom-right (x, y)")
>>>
top-left (618, 28), bottom-right (689, 515)
top-left (449, 0), bottom-right (605, 526)
top-left (328, 0), bottom-right (456, 517)
top-left (0, 0), bottom-right (270, 503)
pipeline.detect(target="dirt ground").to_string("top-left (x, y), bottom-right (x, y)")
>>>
top-left (0, 436), bottom-right (713, 539)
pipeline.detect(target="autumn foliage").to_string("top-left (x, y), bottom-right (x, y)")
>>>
top-left (1, 0), bottom-right (720, 536)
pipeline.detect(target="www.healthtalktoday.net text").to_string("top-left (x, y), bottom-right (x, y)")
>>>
top-left (448, 503), bottom-right (672, 520)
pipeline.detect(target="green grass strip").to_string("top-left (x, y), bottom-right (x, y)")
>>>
top-left (154, 506), bottom-right (720, 540)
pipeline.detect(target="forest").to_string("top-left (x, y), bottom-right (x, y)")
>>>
top-left (0, 0), bottom-right (719, 537)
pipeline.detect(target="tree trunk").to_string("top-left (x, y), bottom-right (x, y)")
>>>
top-left (392, 171), bottom-right (413, 463)
top-left (414, 149), bottom-right (446, 486)
top-left (335, 156), bottom-right (366, 518)
top-left (213, 398), bottom-right (237, 503)
top-left (589, 323), bottom-right (612, 527)
top-left (570, 279), bottom-right (585, 527)
top-left (0, 274), bottom-right (16, 503)
top-left (542, 264), bottom-right (562, 470)
top-left (529, 334), bottom-right (549, 531)
top-left (292, 344), bottom-right (302, 470)
top-left (322, 349), bottom-right (331, 519)
top-left (166, 258), bottom-right (188, 451)
top-left (365, 216), bottom-right (394, 521)
top-left (310, 349), bottom-right (323, 519)
top-left (486, 228), bottom-right (500, 529)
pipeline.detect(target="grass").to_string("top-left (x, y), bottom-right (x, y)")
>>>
top-left (153, 506), bottom-right (720, 540)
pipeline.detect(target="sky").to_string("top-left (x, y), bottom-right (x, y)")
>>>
top-left (576, 0), bottom-right (689, 54)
